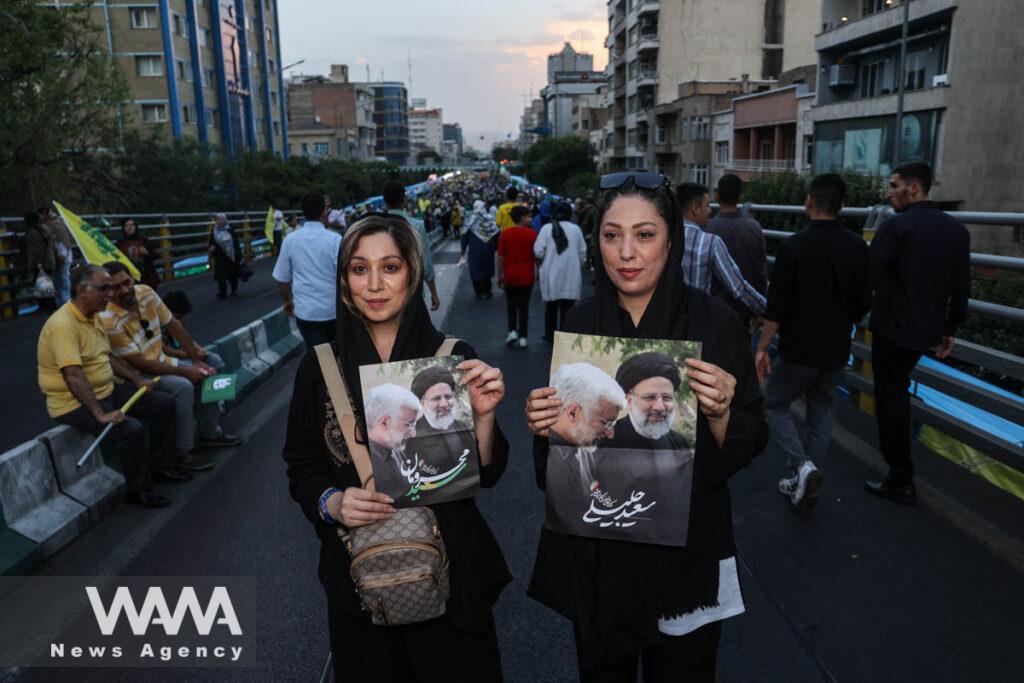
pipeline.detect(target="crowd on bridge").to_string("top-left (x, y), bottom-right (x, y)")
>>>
top-left (26, 160), bottom-right (971, 681)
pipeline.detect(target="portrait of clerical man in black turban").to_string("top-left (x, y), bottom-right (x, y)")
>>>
top-left (611, 351), bottom-right (691, 451)
top-left (402, 364), bottom-right (481, 504)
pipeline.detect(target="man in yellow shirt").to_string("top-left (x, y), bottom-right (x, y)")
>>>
top-left (495, 186), bottom-right (523, 231)
top-left (38, 265), bottom-right (179, 508)
top-left (101, 262), bottom-right (239, 467)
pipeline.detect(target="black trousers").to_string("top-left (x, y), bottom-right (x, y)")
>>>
top-left (327, 604), bottom-right (503, 682)
top-left (574, 621), bottom-right (722, 683)
top-left (54, 383), bottom-right (176, 493)
top-left (505, 285), bottom-right (532, 337)
top-left (872, 332), bottom-right (924, 484)
top-left (472, 278), bottom-right (493, 296)
top-left (544, 299), bottom-right (575, 340)
top-left (295, 318), bottom-right (336, 348)
top-left (216, 274), bottom-right (238, 296)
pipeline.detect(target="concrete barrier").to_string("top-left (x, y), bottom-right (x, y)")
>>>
top-left (0, 518), bottom-right (39, 576)
top-left (40, 426), bottom-right (125, 524)
top-left (0, 439), bottom-right (89, 559)
top-left (214, 323), bottom-right (271, 401)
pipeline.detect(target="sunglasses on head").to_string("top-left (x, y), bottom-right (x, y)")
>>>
top-left (599, 172), bottom-right (671, 191)
top-left (139, 318), bottom-right (153, 340)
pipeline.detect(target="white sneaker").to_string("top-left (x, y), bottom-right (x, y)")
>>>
top-left (778, 475), bottom-right (798, 498)
top-left (505, 330), bottom-right (518, 346)
top-left (517, 337), bottom-right (528, 349)
top-left (790, 461), bottom-right (822, 510)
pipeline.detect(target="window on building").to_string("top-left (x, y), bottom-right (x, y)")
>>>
top-left (172, 13), bottom-right (186, 37)
top-left (715, 140), bottom-right (730, 164)
top-left (863, 0), bottom-right (887, 16)
top-left (266, 27), bottom-right (273, 43)
top-left (140, 103), bottom-right (168, 123)
top-left (176, 60), bottom-right (192, 82)
top-left (803, 135), bottom-right (814, 167)
top-left (273, 121), bottom-right (280, 135)
top-left (627, 95), bottom-right (637, 114)
top-left (130, 7), bottom-right (157, 29)
top-left (207, 108), bottom-right (218, 126)
top-left (204, 69), bottom-right (215, 86)
top-left (763, 0), bottom-right (784, 44)
top-left (182, 104), bottom-right (197, 124)
top-left (198, 27), bottom-right (208, 46)
top-left (904, 50), bottom-right (927, 91)
top-left (135, 56), bottom-right (163, 77)
top-left (655, 126), bottom-right (667, 144)
top-left (690, 116), bottom-right (709, 140)
top-left (627, 128), bottom-right (637, 147)
top-left (271, 91), bottom-right (277, 106)
top-left (315, 142), bottom-right (329, 155)
top-left (859, 59), bottom-right (885, 98)
top-left (301, 142), bottom-right (309, 155)
top-left (691, 164), bottom-right (708, 187)
top-left (761, 48), bottom-right (783, 79)
top-left (269, 57), bottom-right (275, 72)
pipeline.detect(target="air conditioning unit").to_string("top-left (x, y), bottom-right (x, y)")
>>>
top-left (933, 73), bottom-right (950, 87)
top-left (828, 64), bottom-right (857, 87)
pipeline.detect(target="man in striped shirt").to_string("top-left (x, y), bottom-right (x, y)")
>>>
top-left (100, 263), bottom-right (240, 476)
top-left (675, 182), bottom-right (766, 318)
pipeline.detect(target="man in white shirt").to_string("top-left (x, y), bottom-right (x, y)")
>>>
top-left (272, 193), bottom-right (342, 346)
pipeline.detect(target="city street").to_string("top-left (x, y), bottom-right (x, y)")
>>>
top-left (4, 242), bottom-right (1022, 682)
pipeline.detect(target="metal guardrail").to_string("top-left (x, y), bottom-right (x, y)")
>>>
top-left (0, 210), bottom-right (289, 318)
top-left (749, 202), bottom-right (1024, 474)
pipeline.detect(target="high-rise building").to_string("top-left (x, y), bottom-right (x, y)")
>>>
top-left (541, 44), bottom-right (608, 139)
top-left (286, 64), bottom-right (376, 161)
top-left (372, 82), bottom-right (410, 163)
top-left (442, 123), bottom-right (464, 161)
top-left (84, 0), bottom-right (288, 155)
top-left (409, 100), bottom-right (444, 158)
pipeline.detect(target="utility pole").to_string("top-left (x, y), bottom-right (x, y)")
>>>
top-left (894, 0), bottom-right (911, 165)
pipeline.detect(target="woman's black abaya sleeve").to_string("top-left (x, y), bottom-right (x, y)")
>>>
top-left (282, 351), bottom-right (341, 544)
top-left (708, 302), bottom-right (769, 487)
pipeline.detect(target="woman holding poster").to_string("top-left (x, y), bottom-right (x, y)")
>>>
top-left (525, 173), bottom-right (768, 682)
top-left (282, 214), bottom-right (511, 681)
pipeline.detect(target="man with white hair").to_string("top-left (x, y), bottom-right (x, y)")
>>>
top-left (611, 352), bottom-right (691, 450)
top-left (365, 383), bottom-right (421, 497)
top-left (546, 362), bottom-right (626, 501)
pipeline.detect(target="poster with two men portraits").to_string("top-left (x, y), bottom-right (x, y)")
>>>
top-left (359, 356), bottom-right (481, 507)
top-left (545, 331), bottom-right (701, 547)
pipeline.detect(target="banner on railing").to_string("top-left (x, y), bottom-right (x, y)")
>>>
top-left (53, 202), bottom-right (140, 280)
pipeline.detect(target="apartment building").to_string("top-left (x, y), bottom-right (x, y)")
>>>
top-left (85, 0), bottom-right (287, 155)
top-left (409, 104), bottom-right (444, 157)
top-left (813, 0), bottom-right (1022, 219)
top-left (540, 44), bottom-right (607, 138)
top-left (603, 0), bottom-right (819, 174)
top-left (286, 65), bottom-right (376, 161)
top-left (443, 124), bottom-right (464, 162)
top-left (372, 82), bottom-right (410, 164)
top-left (518, 98), bottom-right (546, 152)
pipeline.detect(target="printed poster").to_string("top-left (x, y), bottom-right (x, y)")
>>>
top-left (544, 332), bottom-right (700, 546)
top-left (359, 356), bottom-right (480, 507)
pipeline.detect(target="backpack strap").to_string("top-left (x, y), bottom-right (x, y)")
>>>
top-left (313, 343), bottom-right (375, 490)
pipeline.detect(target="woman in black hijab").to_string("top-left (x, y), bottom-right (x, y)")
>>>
top-left (524, 174), bottom-right (767, 682)
top-left (282, 214), bottom-right (511, 682)
top-left (115, 218), bottom-right (160, 289)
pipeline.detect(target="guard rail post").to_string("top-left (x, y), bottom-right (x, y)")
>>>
top-left (854, 209), bottom-right (881, 415)
top-left (242, 213), bottom-right (252, 261)
top-left (160, 215), bottom-right (172, 283)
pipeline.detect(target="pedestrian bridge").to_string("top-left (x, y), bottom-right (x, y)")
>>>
top-left (0, 204), bottom-right (1022, 680)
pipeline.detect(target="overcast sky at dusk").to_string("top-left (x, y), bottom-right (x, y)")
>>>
top-left (278, 0), bottom-right (608, 151)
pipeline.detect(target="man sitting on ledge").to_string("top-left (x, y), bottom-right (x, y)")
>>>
top-left (100, 262), bottom-right (240, 475)
top-left (37, 264), bottom-right (179, 508)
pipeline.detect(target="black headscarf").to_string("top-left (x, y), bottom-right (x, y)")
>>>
top-left (332, 230), bottom-right (445, 423)
top-left (581, 180), bottom-right (690, 339)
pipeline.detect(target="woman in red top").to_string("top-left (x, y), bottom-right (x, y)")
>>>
top-left (497, 205), bottom-right (538, 348)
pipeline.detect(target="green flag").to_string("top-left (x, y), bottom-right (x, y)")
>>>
top-left (201, 373), bottom-right (238, 403)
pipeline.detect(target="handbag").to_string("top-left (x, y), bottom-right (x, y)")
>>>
top-left (314, 338), bottom-right (460, 626)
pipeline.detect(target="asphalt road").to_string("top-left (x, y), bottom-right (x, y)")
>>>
top-left (1, 258), bottom-right (283, 452)
top-left (4, 252), bottom-right (1023, 681)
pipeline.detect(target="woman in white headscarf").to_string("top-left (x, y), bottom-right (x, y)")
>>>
top-left (207, 213), bottom-right (243, 298)
top-left (465, 200), bottom-right (500, 299)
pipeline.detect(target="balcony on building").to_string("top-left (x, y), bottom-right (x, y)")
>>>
top-left (818, 0), bottom-right (957, 50)
top-left (635, 65), bottom-right (658, 88)
top-left (728, 84), bottom-right (808, 178)
top-left (636, 22), bottom-right (659, 54)
top-left (636, 0), bottom-right (660, 17)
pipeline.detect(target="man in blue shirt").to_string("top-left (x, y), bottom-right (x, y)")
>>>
top-left (273, 193), bottom-right (342, 346)
top-left (382, 180), bottom-right (441, 311)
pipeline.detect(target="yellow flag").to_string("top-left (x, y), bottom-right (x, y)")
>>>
top-left (52, 202), bottom-right (140, 280)
top-left (264, 206), bottom-right (275, 244)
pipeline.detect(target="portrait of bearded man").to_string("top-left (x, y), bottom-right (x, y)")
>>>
top-left (610, 351), bottom-right (691, 451)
